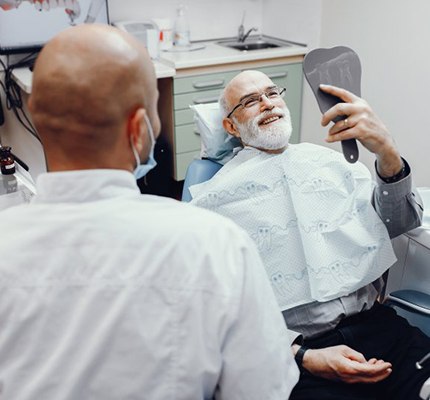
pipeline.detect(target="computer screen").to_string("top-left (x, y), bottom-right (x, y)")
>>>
top-left (0, 0), bottom-right (110, 55)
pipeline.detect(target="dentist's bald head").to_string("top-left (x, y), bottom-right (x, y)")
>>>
top-left (29, 24), bottom-right (160, 172)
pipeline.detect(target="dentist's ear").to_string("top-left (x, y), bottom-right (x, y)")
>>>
top-left (128, 108), bottom-right (147, 152)
top-left (223, 117), bottom-right (241, 139)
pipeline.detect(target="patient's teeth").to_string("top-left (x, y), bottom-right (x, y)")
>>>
top-left (261, 116), bottom-right (280, 125)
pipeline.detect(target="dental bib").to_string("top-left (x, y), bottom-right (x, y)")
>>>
top-left (190, 143), bottom-right (397, 310)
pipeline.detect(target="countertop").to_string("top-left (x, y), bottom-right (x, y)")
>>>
top-left (159, 39), bottom-right (309, 70)
top-left (12, 60), bottom-right (176, 94)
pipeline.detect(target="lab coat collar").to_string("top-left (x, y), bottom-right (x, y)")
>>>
top-left (33, 169), bottom-right (140, 204)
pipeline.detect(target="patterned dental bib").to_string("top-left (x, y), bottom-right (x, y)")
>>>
top-left (190, 143), bottom-right (396, 310)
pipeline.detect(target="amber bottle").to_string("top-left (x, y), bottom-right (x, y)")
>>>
top-left (0, 146), bottom-right (16, 175)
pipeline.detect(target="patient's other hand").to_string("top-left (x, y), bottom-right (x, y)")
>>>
top-left (302, 345), bottom-right (392, 383)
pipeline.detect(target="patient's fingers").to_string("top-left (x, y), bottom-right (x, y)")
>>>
top-left (319, 84), bottom-right (359, 103)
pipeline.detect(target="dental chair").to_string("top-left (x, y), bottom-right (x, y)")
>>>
top-left (384, 193), bottom-right (430, 399)
top-left (181, 159), bottom-right (222, 202)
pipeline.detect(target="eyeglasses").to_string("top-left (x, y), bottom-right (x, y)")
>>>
top-left (226, 86), bottom-right (286, 118)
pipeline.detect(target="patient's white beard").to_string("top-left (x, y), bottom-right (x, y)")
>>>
top-left (235, 107), bottom-right (292, 151)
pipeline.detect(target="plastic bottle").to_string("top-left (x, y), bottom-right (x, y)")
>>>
top-left (174, 4), bottom-right (190, 47)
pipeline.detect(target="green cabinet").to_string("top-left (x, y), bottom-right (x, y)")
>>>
top-left (172, 62), bottom-right (303, 180)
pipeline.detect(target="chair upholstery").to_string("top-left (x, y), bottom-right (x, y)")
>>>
top-left (181, 159), bottom-right (222, 202)
top-left (385, 289), bottom-right (430, 336)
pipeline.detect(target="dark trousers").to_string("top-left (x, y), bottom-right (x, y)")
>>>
top-left (290, 303), bottom-right (430, 400)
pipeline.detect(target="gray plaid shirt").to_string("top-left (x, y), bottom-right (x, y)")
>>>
top-left (283, 160), bottom-right (424, 341)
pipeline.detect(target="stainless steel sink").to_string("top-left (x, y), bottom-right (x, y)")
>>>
top-left (216, 36), bottom-right (294, 51)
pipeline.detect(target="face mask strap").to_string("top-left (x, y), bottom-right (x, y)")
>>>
top-left (131, 112), bottom-right (157, 180)
top-left (130, 113), bottom-right (155, 169)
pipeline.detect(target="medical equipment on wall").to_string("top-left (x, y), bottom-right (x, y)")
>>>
top-left (0, 0), bottom-right (110, 55)
top-left (0, 0), bottom-right (105, 24)
top-left (113, 20), bottom-right (159, 59)
top-left (303, 46), bottom-right (361, 164)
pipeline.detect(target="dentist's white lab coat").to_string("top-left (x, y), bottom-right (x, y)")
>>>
top-left (0, 170), bottom-right (298, 400)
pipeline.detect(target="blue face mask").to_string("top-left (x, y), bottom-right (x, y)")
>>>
top-left (131, 113), bottom-right (157, 180)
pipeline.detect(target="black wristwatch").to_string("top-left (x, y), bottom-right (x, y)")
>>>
top-left (294, 345), bottom-right (309, 370)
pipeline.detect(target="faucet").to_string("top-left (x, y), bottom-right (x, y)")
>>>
top-left (237, 11), bottom-right (258, 42)
top-left (240, 27), bottom-right (258, 42)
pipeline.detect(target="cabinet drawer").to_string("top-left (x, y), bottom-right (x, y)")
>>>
top-left (256, 65), bottom-right (290, 85)
top-left (175, 150), bottom-right (201, 181)
top-left (175, 108), bottom-right (194, 126)
top-left (175, 124), bottom-right (201, 154)
top-left (174, 71), bottom-right (237, 94)
top-left (174, 88), bottom-right (222, 111)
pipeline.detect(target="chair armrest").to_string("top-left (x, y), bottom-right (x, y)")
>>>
top-left (386, 290), bottom-right (430, 316)
top-left (420, 376), bottom-right (430, 400)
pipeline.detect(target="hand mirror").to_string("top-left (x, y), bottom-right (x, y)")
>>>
top-left (303, 46), bottom-right (361, 163)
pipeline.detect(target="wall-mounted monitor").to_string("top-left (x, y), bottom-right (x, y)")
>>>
top-left (0, 0), bottom-right (110, 55)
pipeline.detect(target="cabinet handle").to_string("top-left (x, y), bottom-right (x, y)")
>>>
top-left (194, 129), bottom-right (200, 136)
top-left (193, 79), bottom-right (224, 89)
top-left (267, 72), bottom-right (288, 79)
top-left (193, 96), bottom-right (219, 104)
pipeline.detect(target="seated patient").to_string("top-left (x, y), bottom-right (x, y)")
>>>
top-left (190, 70), bottom-right (430, 400)
top-left (0, 29), bottom-right (299, 399)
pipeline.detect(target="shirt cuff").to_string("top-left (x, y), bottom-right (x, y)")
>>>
top-left (375, 157), bottom-right (410, 184)
top-left (288, 329), bottom-right (303, 346)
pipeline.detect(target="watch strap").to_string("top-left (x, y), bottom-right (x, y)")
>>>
top-left (376, 159), bottom-right (409, 184)
top-left (294, 345), bottom-right (309, 369)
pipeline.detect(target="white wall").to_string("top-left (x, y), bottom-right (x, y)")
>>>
top-left (108, 0), bottom-right (263, 41)
top-left (262, 0), bottom-right (321, 49)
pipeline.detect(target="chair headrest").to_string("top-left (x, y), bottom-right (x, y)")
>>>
top-left (190, 102), bottom-right (242, 165)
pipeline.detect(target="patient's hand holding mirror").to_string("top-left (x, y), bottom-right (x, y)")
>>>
top-left (303, 46), bottom-right (361, 163)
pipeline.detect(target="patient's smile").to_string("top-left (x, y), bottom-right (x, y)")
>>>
top-left (259, 114), bottom-right (283, 126)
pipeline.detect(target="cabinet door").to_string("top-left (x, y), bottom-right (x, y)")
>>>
top-left (254, 63), bottom-right (303, 144)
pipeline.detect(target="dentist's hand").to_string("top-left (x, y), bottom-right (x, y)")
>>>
top-left (319, 84), bottom-right (403, 178)
top-left (301, 345), bottom-right (392, 384)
